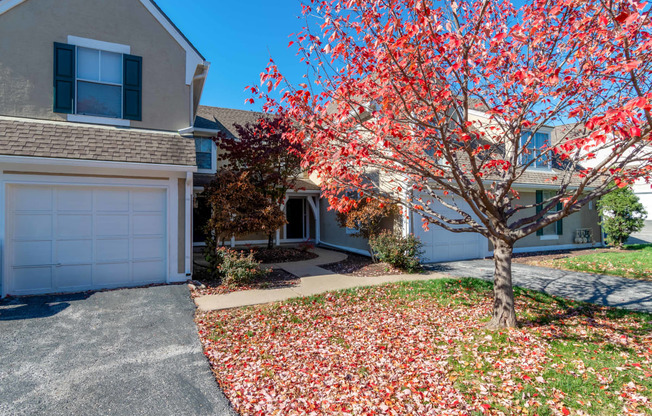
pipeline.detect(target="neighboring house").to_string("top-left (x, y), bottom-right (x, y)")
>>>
top-left (0, 0), bottom-right (209, 296)
top-left (317, 109), bottom-right (604, 261)
top-left (185, 105), bottom-right (322, 248)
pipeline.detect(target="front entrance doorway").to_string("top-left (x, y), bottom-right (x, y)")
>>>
top-left (285, 198), bottom-right (306, 239)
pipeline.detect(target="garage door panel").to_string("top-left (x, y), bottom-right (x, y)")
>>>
top-left (13, 241), bottom-right (52, 266)
top-left (13, 187), bottom-right (52, 211)
top-left (57, 214), bottom-right (92, 238)
top-left (133, 237), bottom-right (165, 259)
top-left (95, 215), bottom-right (129, 236)
top-left (13, 267), bottom-right (53, 293)
top-left (95, 239), bottom-right (129, 262)
top-left (8, 185), bottom-right (168, 296)
top-left (14, 214), bottom-right (52, 239)
top-left (133, 261), bottom-right (166, 283)
top-left (56, 188), bottom-right (92, 211)
top-left (414, 195), bottom-right (486, 263)
top-left (133, 214), bottom-right (165, 236)
top-left (94, 263), bottom-right (131, 286)
top-left (132, 190), bottom-right (166, 212)
top-left (55, 265), bottom-right (92, 289)
top-left (57, 240), bottom-right (93, 264)
top-left (95, 189), bottom-right (130, 212)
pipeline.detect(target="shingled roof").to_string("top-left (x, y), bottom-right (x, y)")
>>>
top-left (0, 117), bottom-right (196, 166)
top-left (194, 106), bottom-right (266, 139)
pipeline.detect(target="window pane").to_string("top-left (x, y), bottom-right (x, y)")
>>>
top-left (535, 133), bottom-right (549, 149)
top-left (77, 81), bottom-right (122, 118)
top-left (195, 138), bottom-right (212, 152)
top-left (77, 47), bottom-right (99, 81)
top-left (196, 152), bottom-right (212, 170)
top-left (100, 51), bottom-right (122, 84)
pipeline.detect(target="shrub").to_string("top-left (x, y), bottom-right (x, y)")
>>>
top-left (369, 231), bottom-right (424, 272)
top-left (598, 185), bottom-right (647, 248)
top-left (218, 248), bottom-right (268, 287)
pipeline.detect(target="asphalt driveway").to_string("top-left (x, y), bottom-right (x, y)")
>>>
top-left (429, 259), bottom-right (652, 313)
top-left (0, 285), bottom-right (236, 416)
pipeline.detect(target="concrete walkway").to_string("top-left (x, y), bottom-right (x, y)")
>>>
top-left (195, 247), bottom-right (446, 311)
top-left (429, 259), bottom-right (652, 313)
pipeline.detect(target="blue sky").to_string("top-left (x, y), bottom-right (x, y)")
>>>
top-left (155, 0), bottom-right (308, 111)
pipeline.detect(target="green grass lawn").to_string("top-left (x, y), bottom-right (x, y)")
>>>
top-left (197, 278), bottom-right (652, 415)
top-left (543, 244), bottom-right (652, 280)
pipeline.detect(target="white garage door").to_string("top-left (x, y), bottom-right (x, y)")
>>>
top-left (637, 192), bottom-right (652, 220)
top-left (412, 197), bottom-right (487, 263)
top-left (6, 184), bottom-right (167, 296)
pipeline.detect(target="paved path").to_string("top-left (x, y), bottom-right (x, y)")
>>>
top-left (195, 247), bottom-right (446, 311)
top-left (0, 285), bottom-right (236, 416)
top-left (429, 259), bottom-right (652, 313)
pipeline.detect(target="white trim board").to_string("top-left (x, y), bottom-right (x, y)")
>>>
top-left (67, 114), bottom-right (130, 127)
top-left (0, 155), bottom-right (196, 172)
top-left (319, 241), bottom-right (371, 257)
top-left (67, 35), bottom-right (130, 54)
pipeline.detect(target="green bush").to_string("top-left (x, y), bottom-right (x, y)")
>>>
top-left (369, 231), bottom-right (424, 272)
top-left (218, 248), bottom-right (268, 287)
top-left (598, 185), bottom-right (647, 248)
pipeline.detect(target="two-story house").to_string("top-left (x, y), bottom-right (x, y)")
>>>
top-left (317, 108), bottom-right (604, 261)
top-left (0, 0), bottom-right (209, 296)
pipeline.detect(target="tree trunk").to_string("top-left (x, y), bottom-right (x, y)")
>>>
top-left (486, 238), bottom-right (517, 329)
top-left (268, 233), bottom-right (274, 250)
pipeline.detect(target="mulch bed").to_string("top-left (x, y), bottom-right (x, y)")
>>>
top-left (320, 252), bottom-right (406, 277)
top-left (190, 268), bottom-right (299, 298)
top-left (251, 247), bottom-right (318, 264)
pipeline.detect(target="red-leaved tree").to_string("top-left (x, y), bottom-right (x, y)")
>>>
top-left (253, 0), bottom-right (652, 328)
top-left (217, 115), bottom-right (303, 248)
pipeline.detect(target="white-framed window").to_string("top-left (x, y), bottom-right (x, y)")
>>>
top-left (195, 138), bottom-right (214, 171)
top-left (521, 131), bottom-right (551, 169)
top-left (76, 47), bottom-right (123, 119)
top-left (538, 190), bottom-right (563, 238)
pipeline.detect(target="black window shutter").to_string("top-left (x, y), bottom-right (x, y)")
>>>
top-left (123, 55), bottom-right (142, 121)
top-left (536, 190), bottom-right (543, 236)
top-left (53, 43), bottom-right (75, 113)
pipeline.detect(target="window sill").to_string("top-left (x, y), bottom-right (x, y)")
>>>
top-left (196, 169), bottom-right (216, 175)
top-left (68, 114), bottom-right (130, 127)
top-left (540, 235), bottom-right (560, 241)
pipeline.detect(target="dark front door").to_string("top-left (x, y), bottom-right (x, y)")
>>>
top-left (193, 195), bottom-right (211, 244)
top-left (285, 198), bottom-right (305, 239)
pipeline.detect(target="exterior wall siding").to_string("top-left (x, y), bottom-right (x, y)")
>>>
top-left (0, 0), bottom-right (190, 131)
top-left (318, 198), bottom-right (372, 254)
top-left (496, 191), bottom-right (602, 251)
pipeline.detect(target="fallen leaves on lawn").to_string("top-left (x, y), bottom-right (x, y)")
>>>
top-left (196, 281), bottom-right (652, 415)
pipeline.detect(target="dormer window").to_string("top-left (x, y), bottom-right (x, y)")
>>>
top-left (520, 131), bottom-right (551, 169)
top-left (53, 38), bottom-right (142, 124)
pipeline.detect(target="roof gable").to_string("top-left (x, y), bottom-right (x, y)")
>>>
top-left (0, 0), bottom-right (207, 84)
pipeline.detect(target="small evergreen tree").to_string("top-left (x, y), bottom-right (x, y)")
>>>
top-left (598, 186), bottom-right (647, 248)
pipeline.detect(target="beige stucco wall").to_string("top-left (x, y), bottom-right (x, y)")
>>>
top-left (506, 191), bottom-right (602, 250)
top-left (0, 0), bottom-right (191, 131)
